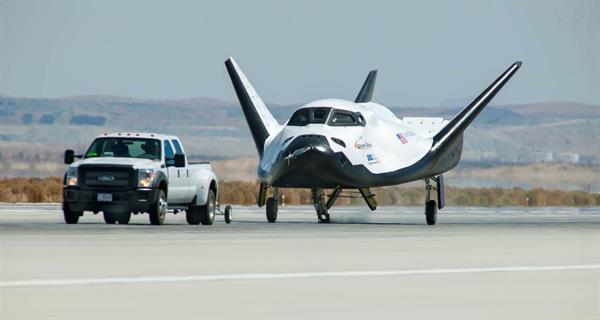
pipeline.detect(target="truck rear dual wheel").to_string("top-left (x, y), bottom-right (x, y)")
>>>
top-left (104, 212), bottom-right (131, 224)
top-left (62, 203), bottom-right (81, 224)
top-left (186, 190), bottom-right (216, 225)
top-left (149, 190), bottom-right (167, 225)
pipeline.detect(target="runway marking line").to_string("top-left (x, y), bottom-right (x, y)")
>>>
top-left (1, 264), bottom-right (598, 288)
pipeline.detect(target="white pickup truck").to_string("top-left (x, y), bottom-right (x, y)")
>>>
top-left (62, 133), bottom-right (231, 225)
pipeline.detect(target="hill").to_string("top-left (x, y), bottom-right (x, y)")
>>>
top-left (1, 96), bottom-right (599, 184)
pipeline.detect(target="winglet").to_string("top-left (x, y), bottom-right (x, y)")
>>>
top-left (355, 70), bottom-right (378, 103)
top-left (432, 61), bottom-right (522, 149)
top-left (225, 57), bottom-right (280, 157)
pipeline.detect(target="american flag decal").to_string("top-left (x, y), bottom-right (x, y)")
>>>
top-left (396, 133), bottom-right (408, 144)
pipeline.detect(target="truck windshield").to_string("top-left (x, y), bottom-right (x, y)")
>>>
top-left (85, 138), bottom-right (161, 160)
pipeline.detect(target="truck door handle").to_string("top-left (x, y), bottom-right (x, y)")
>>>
top-left (177, 170), bottom-right (180, 178)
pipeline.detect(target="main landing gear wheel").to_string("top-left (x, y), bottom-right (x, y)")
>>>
top-left (224, 205), bottom-right (233, 224)
top-left (425, 200), bottom-right (437, 225)
top-left (266, 197), bottom-right (278, 223)
top-left (62, 203), bottom-right (81, 224)
top-left (149, 189), bottom-right (167, 225)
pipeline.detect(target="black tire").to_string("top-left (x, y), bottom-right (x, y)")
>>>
top-left (186, 205), bottom-right (201, 225)
top-left (224, 205), bottom-right (232, 224)
top-left (200, 190), bottom-right (216, 225)
top-left (62, 203), bottom-right (81, 224)
top-left (425, 200), bottom-right (437, 225)
top-left (149, 189), bottom-right (167, 225)
top-left (103, 212), bottom-right (117, 224)
top-left (116, 212), bottom-right (131, 224)
top-left (266, 197), bottom-right (278, 223)
top-left (316, 204), bottom-right (331, 223)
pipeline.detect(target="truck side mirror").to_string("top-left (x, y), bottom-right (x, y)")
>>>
top-left (174, 153), bottom-right (186, 168)
top-left (64, 149), bottom-right (75, 164)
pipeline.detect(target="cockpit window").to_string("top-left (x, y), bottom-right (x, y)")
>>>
top-left (288, 107), bottom-right (331, 126)
top-left (331, 112), bottom-right (355, 125)
top-left (329, 110), bottom-right (366, 127)
top-left (311, 108), bottom-right (330, 123)
top-left (288, 109), bottom-right (309, 126)
top-left (287, 107), bottom-right (364, 127)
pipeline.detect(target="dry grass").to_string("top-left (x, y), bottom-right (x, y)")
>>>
top-left (1, 177), bottom-right (598, 207)
top-left (0, 177), bottom-right (63, 202)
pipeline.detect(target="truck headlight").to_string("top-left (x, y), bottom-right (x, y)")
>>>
top-left (138, 169), bottom-right (156, 188)
top-left (66, 167), bottom-right (78, 186)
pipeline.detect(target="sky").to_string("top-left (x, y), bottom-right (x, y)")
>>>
top-left (1, 0), bottom-right (599, 107)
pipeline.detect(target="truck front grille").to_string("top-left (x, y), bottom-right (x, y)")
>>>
top-left (78, 165), bottom-right (135, 190)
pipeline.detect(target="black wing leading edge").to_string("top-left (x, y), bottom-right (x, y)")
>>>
top-left (432, 61), bottom-right (522, 150)
top-left (225, 58), bottom-right (280, 157)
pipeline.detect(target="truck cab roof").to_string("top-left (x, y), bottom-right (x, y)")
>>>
top-left (97, 132), bottom-right (180, 141)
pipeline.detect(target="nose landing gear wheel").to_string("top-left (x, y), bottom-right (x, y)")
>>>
top-left (425, 200), bottom-right (437, 225)
top-left (316, 204), bottom-right (331, 223)
top-left (312, 188), bottom-right (331, 223)
top-left (266, 197), bottom-right (278, 223)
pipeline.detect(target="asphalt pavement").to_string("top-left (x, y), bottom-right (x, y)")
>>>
top-left (1, 204), bottom-right (599, 319)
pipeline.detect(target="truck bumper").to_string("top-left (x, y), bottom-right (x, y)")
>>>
top-left (63, 187), bottom-right (159, 213)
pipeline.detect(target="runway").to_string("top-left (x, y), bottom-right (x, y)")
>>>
top-left (1, 204), bottom-right (599, 319)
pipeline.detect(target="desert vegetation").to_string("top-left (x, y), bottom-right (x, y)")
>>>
top-left (1, 177), bottom-right (599, 206)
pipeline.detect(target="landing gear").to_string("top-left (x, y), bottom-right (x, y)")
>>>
top-left (312, 188), bottom-right (331, 223)
top-left (259, 184), bottom-right (279, 223)
top-left (425, 200), bottom-right (437, 225)
top-left (266, 197), bottom-right (278, 223)
top-left (424, 176), bottom-right (444, 225)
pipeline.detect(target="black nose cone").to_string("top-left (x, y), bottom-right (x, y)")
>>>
top-left (264, 134), bottom-right (352, 188)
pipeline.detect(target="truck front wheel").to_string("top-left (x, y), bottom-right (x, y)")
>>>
top-left (62, 203), bottom-right (81, 224)
top-left (149, 190), bottom-right (167, 225)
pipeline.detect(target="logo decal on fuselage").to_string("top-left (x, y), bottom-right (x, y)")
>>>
top-left (396, 133), bottom-right (410, 144)
top-left (354, 141), bottom-right (372, 150)
top-left (366, 154), bottom-right (380, 165)
top-left (354, 136), bottom-right (372, 150)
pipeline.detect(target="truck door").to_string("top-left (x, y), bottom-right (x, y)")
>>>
top-left (163, 140), bottom-right (186, 204)
top-left (171, 139), bottom-right (193, 201)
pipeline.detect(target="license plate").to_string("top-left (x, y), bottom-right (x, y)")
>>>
top-left (97, 193), bottom-right (113, 202)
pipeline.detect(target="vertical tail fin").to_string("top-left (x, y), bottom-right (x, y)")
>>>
top-left (432, 61), bottom-right (522, 150)
top-left (355, 70), bottom-right (378, 103)
top-left (225, 58), bottom-right (280, 157)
